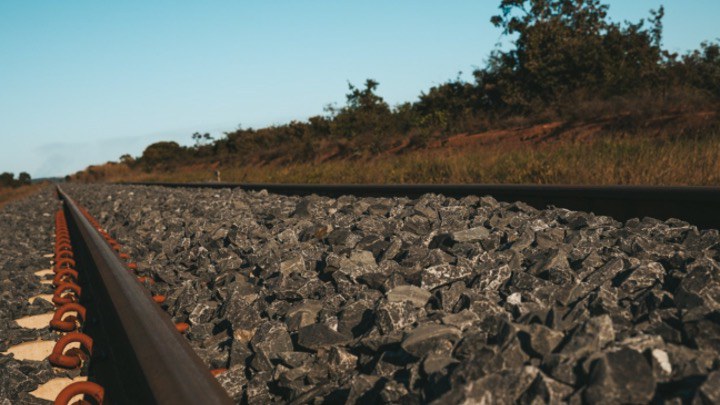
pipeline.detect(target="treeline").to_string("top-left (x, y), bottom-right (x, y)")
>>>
top-left (0, 172), bottom-right (32, 188)
top-left (124, 0), bottom-right (720, 171)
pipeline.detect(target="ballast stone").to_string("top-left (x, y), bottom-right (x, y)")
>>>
top-left (60, 183), bottom-right (720, 404)
top-left (583, 348), bottom-right (656, 404)
top-left (386, 285), bottom-right (431, 307)
top-left (401, 323), bottom-right (461, 357)
top-left (297, 323), bottom-right (353, 351)
top-left (0, 188), bottom-right (74, 401)
top-left (451, 226), bottom-right (490, 242)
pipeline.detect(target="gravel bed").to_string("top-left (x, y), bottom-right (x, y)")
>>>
top-left (66, 184), bottom-right (720, 404)
top-left (0, 188), bottom-right (82, 404)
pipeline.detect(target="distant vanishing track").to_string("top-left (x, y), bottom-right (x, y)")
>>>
top-left (123, 182), bottom-right (720, 230)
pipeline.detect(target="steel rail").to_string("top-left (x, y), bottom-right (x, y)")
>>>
top-left (122, 182), bottom-right (720, 230)
top-left (57, 186), bottom-right (232, 405)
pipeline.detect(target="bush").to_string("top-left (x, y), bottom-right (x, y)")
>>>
top-left (0, 172), bottom-right (31, 188)
top-left (139, 142), bottom-right (187, 170)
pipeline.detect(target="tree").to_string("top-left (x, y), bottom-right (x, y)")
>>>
top-left (415, 73), bottom-right (488, 132)
top-left (329, 79), bottom-right (392, 145)
top-left (192, 132), bottom-right (214, 148)
top-left (485, 0), bottom-right (665, 108)
top-left (345, 79), bottom-right (387, 111)
top-left (0, 172), bottom-right (14, 188)
top-left (18, 172), bottom-right (31, 185)
top-left (119, 154), bottom-right (135, 165)
top-left (140, 141), bottom-right (186, 169)
top-left (680, 41), bottom-right (720, 98)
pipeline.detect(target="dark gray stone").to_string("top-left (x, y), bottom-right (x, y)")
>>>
top-left (386, 285), bottom-right (431, 308)
top-left (451, 226), bottom-right (490, 242)
top-left (560, 315), bottom-right (615, 357)
top-left (297, 323), bottom-right (353, 351)
top-left (518, 323), bottom-right (564, 357)
top-left (583, 348), bottom-right (656, 404)
top-left (250, 321), bottom-right (293, 362)
top-left (401, 323), bottom-right (461, 357)
top-left (420, 263), bottom-right (472, 290)
top-left (698, 370), bottom-right (720, 404)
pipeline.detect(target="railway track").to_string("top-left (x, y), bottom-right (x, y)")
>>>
top-left (125, 182), bottom-right (720, 230)
top-left (6, 182), bottom-right (718, 403)
top-left (51, 186), bottom-right (232, 404)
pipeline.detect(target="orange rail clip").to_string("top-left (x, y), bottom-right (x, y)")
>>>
top-left (52, 282), bottom-right (81, 306)
top-left (50, 303), bottom-right (87, 332)
top-left (54, 257), bottom-right (76, 272)
top-left (48, 332), bottom-right (93, 369)
top-left (53, 269), bottom-right (79, 286)
top-left (54, 381), bottom-right (104, 405)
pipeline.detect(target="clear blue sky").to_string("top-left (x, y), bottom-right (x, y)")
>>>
top-left (1, 1), bottom-right (718, 178)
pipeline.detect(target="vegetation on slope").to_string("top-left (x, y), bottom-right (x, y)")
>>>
top-left (71, 0), bottom-right (720, 185)
top-left (75, 117), bottom-right (720, 186)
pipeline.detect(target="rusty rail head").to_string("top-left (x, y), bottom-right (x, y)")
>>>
top-left (57, 186), bottom-right (232, 405)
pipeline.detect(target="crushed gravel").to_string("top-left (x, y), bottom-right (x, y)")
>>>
top-left (59, 184), bottom-right (720, 404)
top-left (0, 188), bottom-right (83, 404)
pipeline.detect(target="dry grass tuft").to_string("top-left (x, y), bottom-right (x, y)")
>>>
top-left (82, 134), bottom-right (720, 186)
top-left (0, 184), bottom-right (47, 209)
